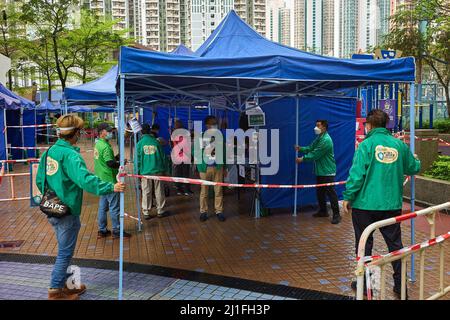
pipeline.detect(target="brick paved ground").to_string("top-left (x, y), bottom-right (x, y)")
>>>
top-left (0, 261), bottom-right (292, 300)
top-left (0, 141), bottom-right (449, 300)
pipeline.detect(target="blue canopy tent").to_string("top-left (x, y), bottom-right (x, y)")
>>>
top-left (0, 83), bottom-right (36, 161)
top-left (171, 44), bottom-right (194, 56)
top-left (115, 10), bottom-right (418, 299)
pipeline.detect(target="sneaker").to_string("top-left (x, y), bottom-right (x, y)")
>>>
top-left (216, 213), bottom-right (226, 222)
top-left (331, 215), bottom-right (342, 224)
top-left (63, 283), bottom-right (86, 296)
top-left (112, 231), bottom-right (132, 239)
top-left (97, 229), bottom-right (111, 239)
top-left (184, 190), bottom-right (194, 196)
top-left (200, 213), bottom-right (208, 222)
top-left (176, 190), bottom-right (183, 196)
top-left (312, 211), bottom-right (329, 217)
top-left (48, 288), bottom-right (79, 300)
top-left (157, 211), bottom-right (170, 218)
top-left (144, 214), bottom-right (156, 220)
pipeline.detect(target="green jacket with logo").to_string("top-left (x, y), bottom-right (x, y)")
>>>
top-left (135, 134), bottom-right (167, 175)
top-left (300, 132), bottom-right (337, 176)
top-left (194, 135), bottom-right (226, 173)
top-left (36, 139), bottom-right (115, 216)
top-left (94, 138), bottom-right (118, 184)
top-left (343, 128), bottom-right (421, 211)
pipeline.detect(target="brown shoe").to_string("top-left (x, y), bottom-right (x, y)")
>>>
top-left (48, 288), bottom-right (79, 300)
top-left (63, 283), bottom-right (87, 296)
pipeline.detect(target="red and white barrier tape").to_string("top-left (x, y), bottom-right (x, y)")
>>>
top-left (0, 158), bottom-right (39, 164)
top-left (119, 172), bottom-right (347, 189)
top-left (8, 146), bottom-right (49, 150)
top-left (5, 123), bottom-right (54, 129)
top-left (124, 212), bottom-right (143, 224)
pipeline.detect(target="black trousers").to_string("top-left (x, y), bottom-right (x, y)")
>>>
top-left (352, 208), bottom-right (404, 286)
top-left (316, 176), bottom-right (340, 216)
top-left (173, 164), bottom-right (192, 192)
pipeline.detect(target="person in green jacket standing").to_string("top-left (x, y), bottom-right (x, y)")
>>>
top-left (195, 116), bottom-right (226, 222)
top-left (343, 109), bottom-right (421, 298)
top-left (295, 120), bottom-right (341, 224)
top-left (94, 123), bottom-right (131, 239)
top-left (36, 114), bottom-right (125, 300)
top-left (136, 123), bottom-right (169, 219)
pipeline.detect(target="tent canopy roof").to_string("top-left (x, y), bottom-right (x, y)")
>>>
top-left (64, 65), bottom-right (118, 105)
top-left (171, 44), bottom-right (194, 56)
top-left (118, 10), bottom-right (415, 108)
top-left (0, 83), bottom-right (35, 109)
top-left (36, 99), bottom-right (62, 113)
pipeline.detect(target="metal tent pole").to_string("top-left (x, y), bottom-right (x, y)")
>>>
top-left (118, 74), bottom-right (126, 300)
top-left (409, 82), bottom-right (416, 282)
top-left (293, 88), bottom-right (299, 216)
top-left (132, 102), bottom-right (142, 232)
top-left (3, 108), bottom-right (9, 173)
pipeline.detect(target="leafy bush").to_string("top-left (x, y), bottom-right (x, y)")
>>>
top-left (433, 119), bottom-right (450, 133)
top-left (423, 156), bottom-right (450, 181)
top-left (408, 119), bottom-right (450, 132)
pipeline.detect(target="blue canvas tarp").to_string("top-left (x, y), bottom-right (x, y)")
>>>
top-left (36, 99), bottom-right (62, 113)
top-left (64, 66), bottom-right (119, 105)
top-left (0, 83), bottom-right (35, 109)
top-left (119, 11), bottom-right (415, 97)
top-left (260, 96), bottom-right (356, 209)
top-left (143, 106), bottom-right (240, 155)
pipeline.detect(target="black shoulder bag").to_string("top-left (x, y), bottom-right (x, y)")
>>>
top-left (39, 146), bottom-right (71, 218)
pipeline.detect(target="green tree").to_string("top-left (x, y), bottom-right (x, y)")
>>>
top-left (0, 2), bottom-right (23, 89)
top-left (383, 0), bottom-right (450, 117)
top-left (21, 0), bottom-right (80, 90)
top-left (69, 10), bottom-right (132, 83)
top-left (20, 31), bottom-right (58, 100)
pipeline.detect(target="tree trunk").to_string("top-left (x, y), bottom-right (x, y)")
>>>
top-left (7, 69), bottom-right (12, 90)
top-left (444, 86), bottom-right (450, 118)
top-left (47, 76), bottom-right (52, 101)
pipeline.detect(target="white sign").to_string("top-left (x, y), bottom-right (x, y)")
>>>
top-left (250, 167), bottom-right (256, 181)
top-left (239, 165), bottom-right (245, 178)
top-left (128, 118), bottom-right (142, 133)
top-left (114, 116), bottom-right (118, 129)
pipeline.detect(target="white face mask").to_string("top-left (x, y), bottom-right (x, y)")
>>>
top-left (209, 124), bottom-right (218, 130)
top-left (314, 126), bottom-right (322, 135)
top-left (105, 132), bottom-right (113, 140)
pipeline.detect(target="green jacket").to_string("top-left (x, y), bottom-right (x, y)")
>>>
top-left (343, 128), bottom-right (421, 211)
top-left (94, 138), bottom-right (118, 184)
top-left (36, 139), bottom-right (115, 216)
top-left (136, 134), bottom-right (167, 175)
top-left (300, 132), bottom-right (337, 176)
top-left (194, 136), bottom-right (226, 173)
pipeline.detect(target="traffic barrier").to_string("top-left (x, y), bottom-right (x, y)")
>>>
top-left (355, 202), bottom-right (450, 300)
top-left (5, 123), bottom-right (54, 129)
top-left (0, 171), bottom-right (31, 202)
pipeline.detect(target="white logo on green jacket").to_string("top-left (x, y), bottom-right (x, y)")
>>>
top-left (46, 157), bottom-right (59, 176)
top-left (375, 145), bottom-right (398, 164)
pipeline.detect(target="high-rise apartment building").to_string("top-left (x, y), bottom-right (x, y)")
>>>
top-left (191, 0), bottom-right (266, 51)
top-left (265, 0), bottom-right (285, 43)
top-left (293, 0), bottom-right (335, 56)
top-left (278, 5), bottom-right (291, 46)
top-left (339, 0), bottom-right (358, 58)
top-left (129, 0), bottom-right (181, 52)
top-left (294, 0), bottom-right (306, 50)
top-left (82, 0), bottom-right (128, 31)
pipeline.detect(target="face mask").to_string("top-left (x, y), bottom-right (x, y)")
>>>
top-left (314, 126), bottom-right (322, 135)
top-left (210, 125), bottom-right (218, 130)
top-left (105, 132), bottom-right (113, 140)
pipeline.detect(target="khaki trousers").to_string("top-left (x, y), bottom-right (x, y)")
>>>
top-left (199, 166), bottom-right (224, 214)
top-left (141, 177), bottom-right (166, 215)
